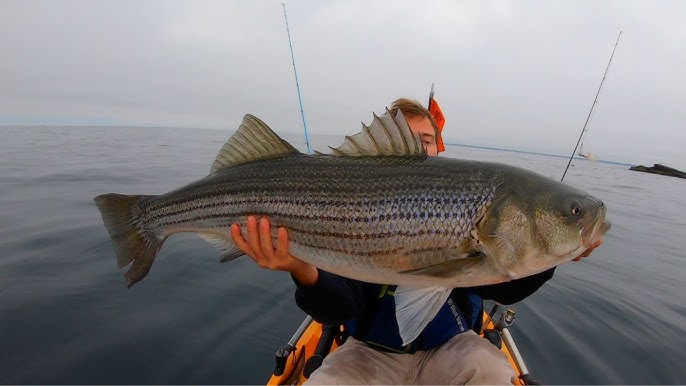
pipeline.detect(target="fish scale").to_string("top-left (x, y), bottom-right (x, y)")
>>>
top-left (141, 155), bottom-right (496, 268)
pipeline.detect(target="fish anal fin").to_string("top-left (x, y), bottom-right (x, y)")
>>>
top-left (220, 248), bottom-right (244, 262)
top-left (197, 233), bottom-right (244, 262)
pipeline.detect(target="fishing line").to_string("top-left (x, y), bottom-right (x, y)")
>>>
top-left (561, 31), bottom-right (622, 182)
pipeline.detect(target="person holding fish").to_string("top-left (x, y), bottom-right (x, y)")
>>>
top-left (95, 89), bottom-right (608, 383)
top-left (230, 98), bottom-right (603, 384)
top-left (94, 93), bottom-right (606, 383)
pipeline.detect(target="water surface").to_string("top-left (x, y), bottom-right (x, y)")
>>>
top-left (1, 126), bottom-right (684, 384)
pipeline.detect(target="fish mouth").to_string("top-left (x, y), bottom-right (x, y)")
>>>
top-left (580, 203), bottom-right (611, 248)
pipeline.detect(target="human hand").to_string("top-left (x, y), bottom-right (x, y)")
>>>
top-left (573, 239), bottom-right (603, 262)
top-left (230, 216), bottom-right (318, 285)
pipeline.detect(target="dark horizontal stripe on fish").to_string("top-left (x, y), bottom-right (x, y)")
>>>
top-left (154, 211), bottom-right (470, 243)
top-left (292, 240), bottom-right (452, 258)
top-left (151, 201), bottom-right (480, 228)
top-left (146, 192), bottom-right (492, 221)
top-left (149, 181), bottom-right (461, 213)
top-left (147, 158), bottom-right (488, 210)
top-left (286, 224), bottom-right (458, 243)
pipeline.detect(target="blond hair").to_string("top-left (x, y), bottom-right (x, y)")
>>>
top-left (388, 98), bottom-right (439, 136)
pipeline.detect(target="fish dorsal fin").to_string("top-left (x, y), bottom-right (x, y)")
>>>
top-left (328, 109), bottom-right (426, 157)
top-left (210, 114), bottom-right (300, 174)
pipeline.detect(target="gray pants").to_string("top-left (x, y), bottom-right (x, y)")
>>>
top-left (305, 330), bottom-right (515, 385)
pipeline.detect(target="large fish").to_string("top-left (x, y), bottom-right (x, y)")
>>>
top-left (94, 111), bottom-right (610, 344)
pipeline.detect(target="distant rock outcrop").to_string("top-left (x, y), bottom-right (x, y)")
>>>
top-left (630, 164), bottom-right (686, 179)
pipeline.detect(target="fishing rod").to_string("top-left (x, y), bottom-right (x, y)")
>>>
top-left (481, 304), bottom-right (541, 385)
top-left (273, 315), bottom-right (313, 376)
top-left (428, 82), bottom-right (435, 106)
top-left (560, 30), bottom-right (622, 182)
top-left (496, 309), bottom-right (541, 385)
top-left (272, 5), bottom-right (313, 375)
top-left (282, 3), bottom-right (312, 154)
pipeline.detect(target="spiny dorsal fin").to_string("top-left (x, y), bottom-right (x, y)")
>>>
top-left (327, 109), bottom-right (426, 157)
top-left (210, 114), bottom-right (300, 174)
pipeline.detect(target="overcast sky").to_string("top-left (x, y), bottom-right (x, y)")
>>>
top-left (2, 0), bottom-right (685, 168)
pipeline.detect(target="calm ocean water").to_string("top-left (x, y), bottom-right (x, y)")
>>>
top-left (1, 125), bottom-right (684, 384)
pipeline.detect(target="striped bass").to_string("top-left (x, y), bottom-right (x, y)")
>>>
top-left (94, 111), bottom-right (610, 344)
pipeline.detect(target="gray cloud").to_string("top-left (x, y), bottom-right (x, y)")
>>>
top-left (1, 0), bottom-right (685, 168)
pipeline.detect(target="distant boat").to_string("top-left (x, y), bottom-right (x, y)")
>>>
top-left (577, 143), bottom-right (598, 162)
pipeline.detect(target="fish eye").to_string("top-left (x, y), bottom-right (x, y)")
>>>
top-left (571, 203), bottom-right (583, 216)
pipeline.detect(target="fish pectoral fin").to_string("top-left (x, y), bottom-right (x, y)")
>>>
top-left (394, 286), bottom-right (453, 346)
top-left (197, 233), bottom-right (244, 262)
top-left (397, 254), bottom-right (485, 278)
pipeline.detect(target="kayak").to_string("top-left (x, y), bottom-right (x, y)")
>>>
top-left (266, 306), bottom-right (540, 385)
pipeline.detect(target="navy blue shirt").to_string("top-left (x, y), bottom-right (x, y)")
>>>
top-left (293, 269), bottom-right (555, 352)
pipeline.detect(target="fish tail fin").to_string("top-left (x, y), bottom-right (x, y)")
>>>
top-left (94, 193), bottom-right (162, 288)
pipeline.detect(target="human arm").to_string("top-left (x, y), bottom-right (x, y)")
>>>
top-left (472, 268), bottom-right (556, 304)
top-left (230, 216), bottom-right (378, 324)
top-left (294, 269), bottom-right (378, 325)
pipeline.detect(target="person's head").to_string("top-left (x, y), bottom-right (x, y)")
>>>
top-left (389, 98), bottom-right (441, 156)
